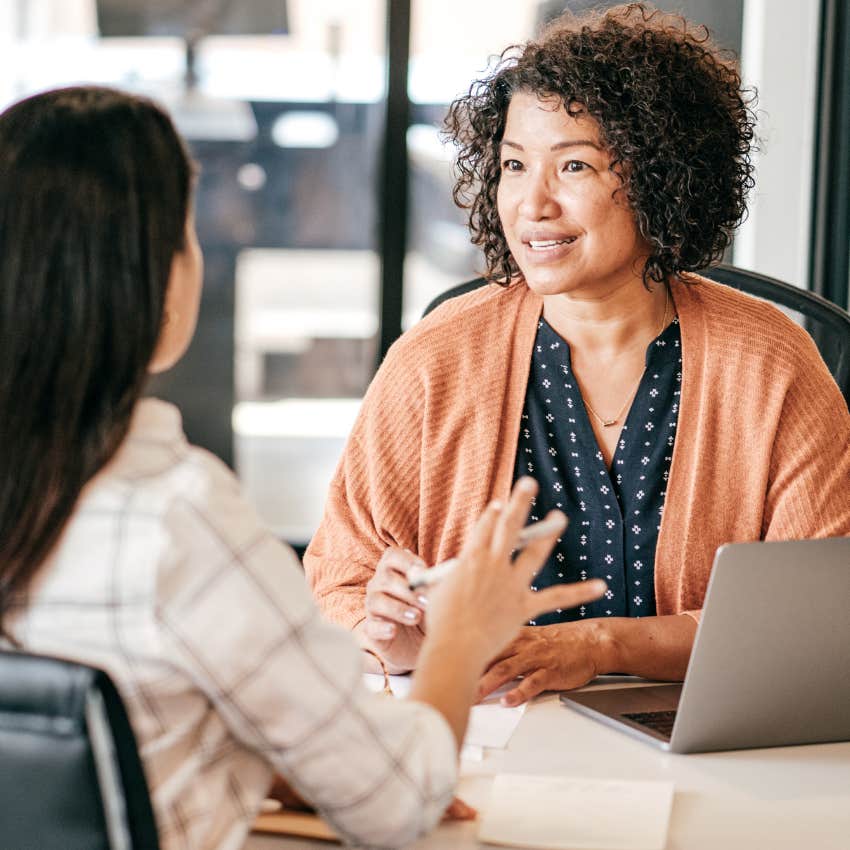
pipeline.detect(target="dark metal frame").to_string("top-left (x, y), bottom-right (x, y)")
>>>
top-left (810, 0), bottom-right (850, 311)
top-left (377, 0), bottom-right (411, 364)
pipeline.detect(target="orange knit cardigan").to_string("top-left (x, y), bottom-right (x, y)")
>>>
top-left (305, 276), bottom-right (850, 629)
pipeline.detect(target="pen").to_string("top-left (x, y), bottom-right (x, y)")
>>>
top-left (407, 514), bottom-right (568, 590)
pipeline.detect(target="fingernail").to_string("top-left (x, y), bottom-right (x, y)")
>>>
top-left (416, 594), bottom-right (429, 607)
top-left (518, 476), bottom-right (536, 492)
top-left (379, 623), bottom-right (395, 638)
top-left (500, 695), bottom-right (516, 707)
top-left (403, 608), bottom-right (419, 622)
top-left (490, 500), bottom-right (503, 511)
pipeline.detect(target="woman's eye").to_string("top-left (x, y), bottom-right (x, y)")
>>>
top-left (564, 160), bottom-right (588, 173)
top-left (502, 159), bottom-right (523, 172)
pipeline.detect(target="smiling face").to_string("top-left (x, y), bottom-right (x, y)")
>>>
top-left (496, 91), bottom-right (650, 299)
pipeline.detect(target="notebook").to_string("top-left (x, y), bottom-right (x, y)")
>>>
top-left (478, 774), bottom-right (674, 850)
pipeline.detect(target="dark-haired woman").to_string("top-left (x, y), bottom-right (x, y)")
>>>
top-left (0, 85), bottom-right (605, 850)
top-left (305, 4), bottom-right (850, 706)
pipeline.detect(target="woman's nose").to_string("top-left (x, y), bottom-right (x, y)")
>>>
top-left (517, 173), bottom-right (559, 220)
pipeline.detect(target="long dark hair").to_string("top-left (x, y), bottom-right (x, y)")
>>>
top-left (0, 86), bottom-right (193, 631)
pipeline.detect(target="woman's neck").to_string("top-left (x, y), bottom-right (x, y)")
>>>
top-left (541, 278), bottom-right (670, 363)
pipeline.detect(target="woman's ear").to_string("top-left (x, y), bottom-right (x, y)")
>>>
top-left (162, 308), bottom-right (180, 331)
top-left (149, 218), bottom-right (203, 374)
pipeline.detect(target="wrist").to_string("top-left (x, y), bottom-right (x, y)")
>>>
top-left (582, 618), bottom-right (622, 675)
top-left (353, 622), bottom-right (416, 675)
top-left (410, 632), bottom-right (487, 751)
top-left (419, 631), bottom-right (489, 681)
top-left (426, 607), bottom-right (496, 674)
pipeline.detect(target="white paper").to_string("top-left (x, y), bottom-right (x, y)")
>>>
top-left (478, 774), bottom-right (675, 850)
top-left (464, 683), bottom-right (527, 749)
top-left (362, 673), bottom-right (527, 750)
top-left (460, 744), bottom-right (484, 762)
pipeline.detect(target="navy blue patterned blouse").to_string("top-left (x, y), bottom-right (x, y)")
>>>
top-left (513, 315), bottom-right (682, 625)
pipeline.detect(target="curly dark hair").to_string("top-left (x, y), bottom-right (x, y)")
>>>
top-left (444, 2), bottom-right (757, 287)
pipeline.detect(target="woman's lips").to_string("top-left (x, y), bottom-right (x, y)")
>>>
top-left (522, 235), bottom-right (579, 262)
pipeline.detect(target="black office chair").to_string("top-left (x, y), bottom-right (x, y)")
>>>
top-left (422, 264), bottom-right (850, 407)
top-left (0, 650), bottom-right (160, 850)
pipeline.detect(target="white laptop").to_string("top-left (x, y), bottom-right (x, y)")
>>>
top-left (560, 537), bottom-right (850, 753)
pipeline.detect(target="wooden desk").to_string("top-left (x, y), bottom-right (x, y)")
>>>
top-left (244, 684), bottom-right (850, 850)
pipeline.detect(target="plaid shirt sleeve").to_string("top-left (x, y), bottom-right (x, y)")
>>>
top-left (156, 451), bottom-right (457, 848)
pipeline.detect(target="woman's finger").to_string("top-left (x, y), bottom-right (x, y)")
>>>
top-left (376, 547), bottom-right (424, 581)
top-left (267, 774), bottom-right (314, 813)
top-left (500, 669), bottom-right (550, 707)
top-left (462, 499), bottom-right (504, 559)
top-left (366, 591), bottom-right (423, 626)
top-left (442, 796), bottom-right (477, 821)
top-left (511, 509), bottom-right (567, 584)
top-left (492, 476), bottom-right (538, 557)
top-left (477, 655), bottom-right (524, 701)
top-left (528, 579), bottom-right (607, 622)
top-left (381, 570), bottom-right (429, 611)
top-left (364, 616), bottom-right (397, 642)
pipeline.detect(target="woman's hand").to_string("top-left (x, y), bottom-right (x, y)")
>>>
top-left (360, 547), bottom-right (428, 673)
top-left (424, 479), bottom-right (607, 678)
top-left (267, 774), bottom-right (313, 812)
top-left (410, 477), bottom-right (607, 748)
top-left (442, 797), bottom-right (477, 821)
top-left (477, 621), bottom-right (608, 706)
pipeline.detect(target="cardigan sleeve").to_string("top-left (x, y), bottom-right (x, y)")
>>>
top-left (761, 342), bottom-right (850, 540)
top-left (673, 318), bottom-right (849, 626)
top-left (304, 340), bottom-right (426, 630)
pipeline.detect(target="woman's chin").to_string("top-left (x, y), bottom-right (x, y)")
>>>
top-left (521, 271), bottom-right (582, 298)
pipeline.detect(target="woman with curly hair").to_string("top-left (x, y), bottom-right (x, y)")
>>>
top-left (305, 3), bottom-right (850, 705)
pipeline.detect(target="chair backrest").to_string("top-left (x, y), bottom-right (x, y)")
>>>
top-left (421, 264), bottom-right (850, 407)
top-left (0, 650), bottom-right (160, 850)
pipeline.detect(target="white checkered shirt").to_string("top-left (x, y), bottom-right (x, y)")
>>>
top-left (8, 399), bottom-right (456, 850)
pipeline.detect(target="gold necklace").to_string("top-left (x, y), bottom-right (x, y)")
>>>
top-left (582, 287), bottom-right (670, 428)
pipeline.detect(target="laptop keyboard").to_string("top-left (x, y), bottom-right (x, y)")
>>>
top-left (622, 710), bottom-right (678, 738)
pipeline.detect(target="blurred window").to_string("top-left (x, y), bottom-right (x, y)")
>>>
top-left (2, 0), bottom-right (386, 546)
top-left (3, 0), bottom-right (839, 549)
